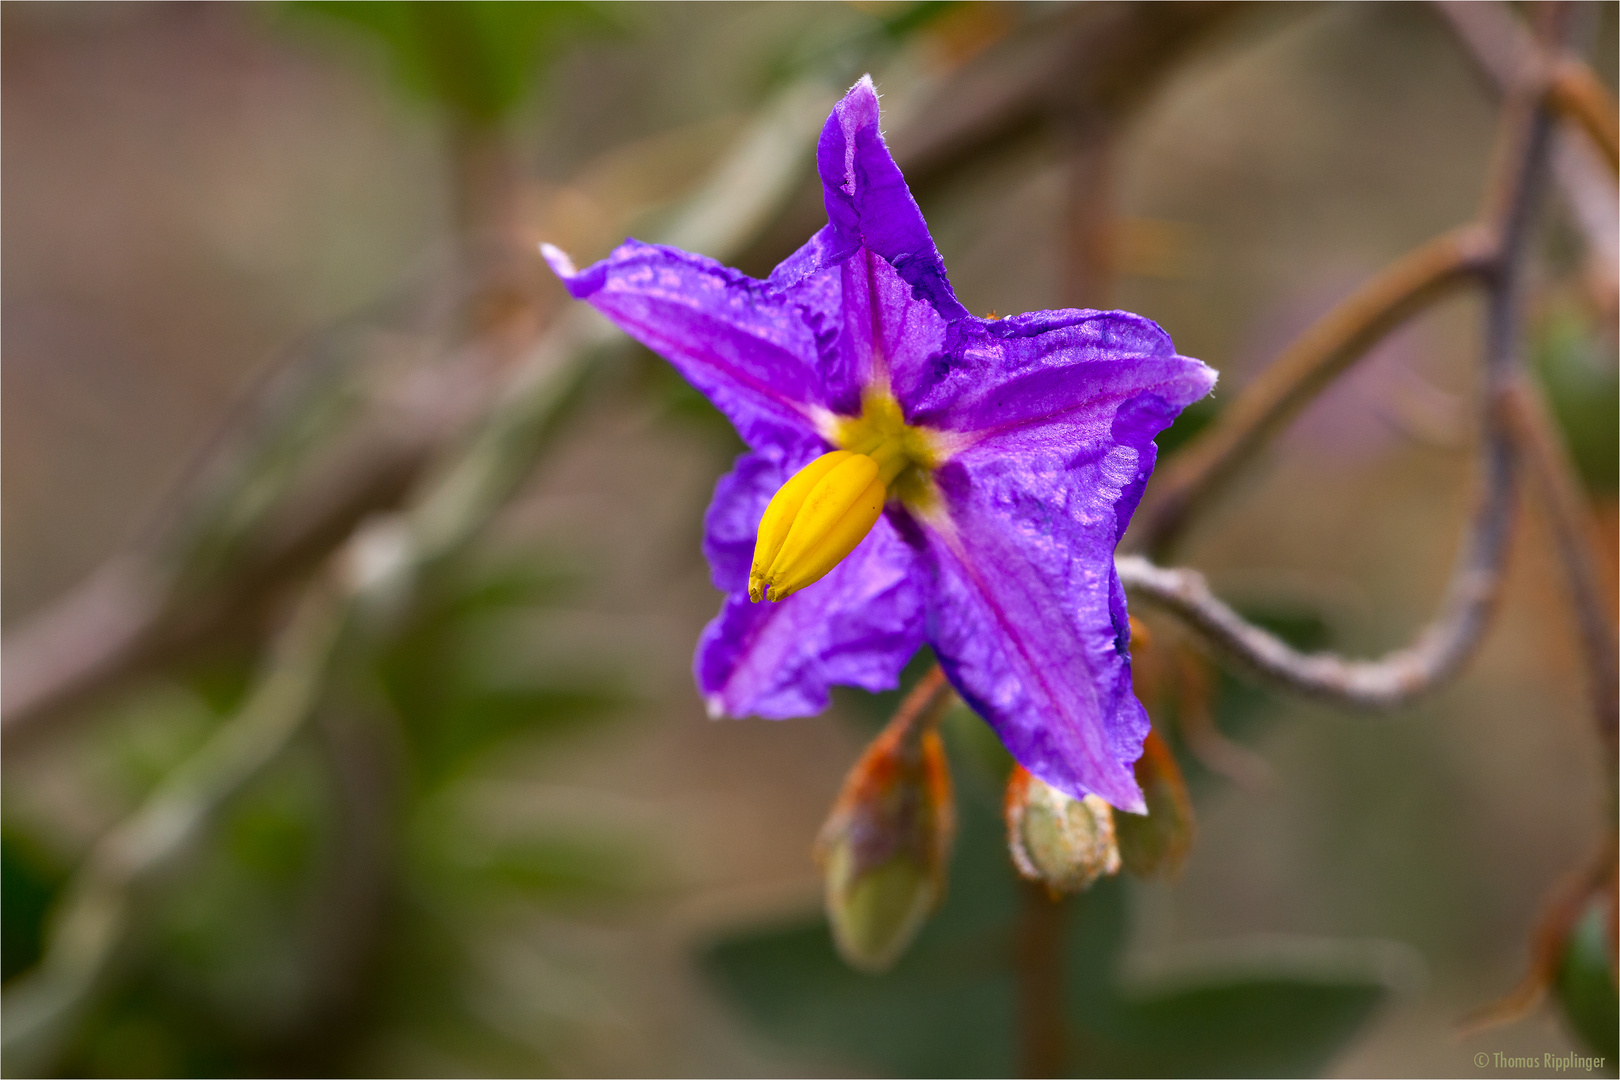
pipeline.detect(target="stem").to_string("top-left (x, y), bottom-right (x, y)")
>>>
top-left (891, 665), bottom-right (957, 744)
top-left (1016, 881), bottom-right (1067, 1079)
top-left (1458, 839), bottom-right (1617, 1034)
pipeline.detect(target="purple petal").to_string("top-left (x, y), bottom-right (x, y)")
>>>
top-left (808, 76), bottom-right (968, 322)
top-left (761, 233), bottom-right (953, 418)
top-left (542, 240), bottom-right (826, 449)
top-left (911, 329), bottom-right (1215, 812)
top-left (696, 517), bottom-right (927, 719)
top-left (900, 308), bottom-right (1212, 436)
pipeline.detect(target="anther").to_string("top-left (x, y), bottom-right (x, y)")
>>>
top-left (750, 451), bottom-right (887, 602)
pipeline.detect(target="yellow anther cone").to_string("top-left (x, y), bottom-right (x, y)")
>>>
top-left (750, 450), bottom-right (886, 602)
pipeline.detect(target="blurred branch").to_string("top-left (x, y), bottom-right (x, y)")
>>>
top-left (1499, 377), bottom-right (1620, 800)
top-left (1119, 554), bottom-right (1496, 708)
top-left (1123, 5), bottom-right (1567, 715)
top-left (900, 1), bottom-right (1244, 181)
top-left (0, 76), bottom-right (836, 1073)
top-left (1, 269), bottom-right (506, 744)
top-left (1133, 224), bottom-right (1497, 559)
top-left (0, 78), bottom-right (834, 751)
top-left (2, 580), bottom-right (349, 1076)
top-left (735, 2), bottom-right (1248, 277)
top-left (1432, 1), bottom-right (1619, 257)
top-left (1547, 57), bottom-right (1619, 174)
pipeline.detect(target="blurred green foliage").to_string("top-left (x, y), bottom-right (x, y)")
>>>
top-left (5, 553), bottom-right (643, 1077)
top-left (285, 0), bottom-right (616, 126)
top-left (1, 831), bottom-right (64, 984)
top-left (1153, 394), bottom-right (1221, 461)
top-left (703, 712), bottom-right (1398, 1078)
top-left (1557, 898), bottom-right (1619, 1062)
top-left (1534, 299), bottom-right (1620, 495)
top-left (376, 558), bottom-right (627, 790)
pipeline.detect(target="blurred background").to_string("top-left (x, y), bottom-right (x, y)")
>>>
top-left (3, 2), bottom-right (1616, 1076)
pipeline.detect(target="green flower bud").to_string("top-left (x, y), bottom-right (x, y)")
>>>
top-left (816, 674), bottom-right (956, 973)
top-left (1005, 765), bottom-right (1120, 895)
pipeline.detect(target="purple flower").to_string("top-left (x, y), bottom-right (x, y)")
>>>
top-left (543, 76), bottom-right (1215, 812)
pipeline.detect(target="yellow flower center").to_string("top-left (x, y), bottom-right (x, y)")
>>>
top-left (749, 390), bottom-right (942, 603)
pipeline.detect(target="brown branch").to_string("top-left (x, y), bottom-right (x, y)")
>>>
top-left (1118, 555), bottom-right (1502, 708)
top-left (1499, 377), bottom-right (1620, 802)
top-left (1432, 1), bottom-right (1619, 248)
top-left (1133, 224), bottom-right (1497, 559)
top-left (1548, 57), bottom-right (1620, 174)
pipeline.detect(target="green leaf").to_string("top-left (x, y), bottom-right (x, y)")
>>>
top-left (1096, 948), bottom-right (1405, 1078)
top-left (702, 749), bottom-right (1401, 1078)
top-left (1557, 898), bottom-right (1619, 1061)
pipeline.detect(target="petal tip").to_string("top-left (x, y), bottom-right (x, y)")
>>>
top-left (704, 693), bottom-right (728, 720)
top-left (1112, 783), bottom-right (1149, 817)
top-left (539, 242), bottom-right (576, 278)
top-left (842, 73), bottom-right (879, 115)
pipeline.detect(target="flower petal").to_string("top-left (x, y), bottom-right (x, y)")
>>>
top-left (696, 516), bottom-right (927, 719)
top-left (543, 239), bottom-right (826, 448)
top-left (762, 233), bottom-right (953, 417)
top-left (901, 308), bottom-right (1213, 438)
top-left (803, 76), bottom-right (968, 321)
top-left (920, 510), bottom-right (1148, 812)
top-left (910, 328), bottom-right (1214, 812)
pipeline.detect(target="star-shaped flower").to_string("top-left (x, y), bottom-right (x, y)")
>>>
top-left (543, 76), bottom-right (1215, 812)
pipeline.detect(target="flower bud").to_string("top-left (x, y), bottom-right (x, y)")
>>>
top-left (1115, 729), bottom-right (1196, 878)
top-left (816, 675), bottom-right (956, 973)
top-left (1005, 765), bottom-right (1120, 895)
